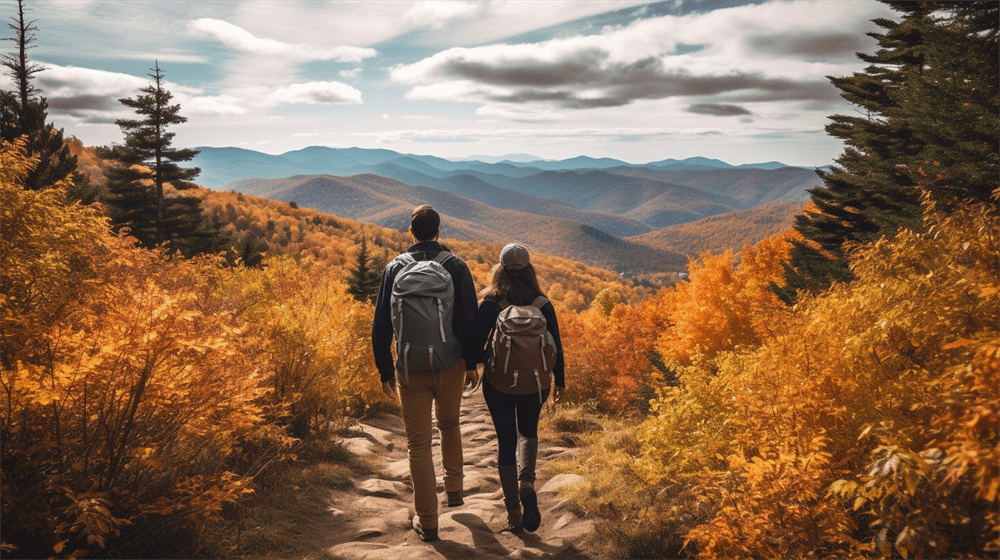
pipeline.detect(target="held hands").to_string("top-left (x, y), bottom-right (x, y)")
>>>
top-left (464, 369), bottom-right (480, 392)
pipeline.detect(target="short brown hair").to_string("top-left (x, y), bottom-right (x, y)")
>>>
top-left (410, 205), bottom-right (440, 241)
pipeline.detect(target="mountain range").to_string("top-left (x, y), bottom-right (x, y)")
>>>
top-left (192, 146), bottom-right (821, 276)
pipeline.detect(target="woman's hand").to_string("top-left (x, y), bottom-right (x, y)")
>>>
top-left (553, 385), bottom-right (564, 403)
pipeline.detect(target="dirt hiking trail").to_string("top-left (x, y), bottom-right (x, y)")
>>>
top-left (319, 388), bottom-right (598, 560)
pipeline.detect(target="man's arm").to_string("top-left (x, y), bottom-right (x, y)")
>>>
top-left (371, 262), bottom-right (397, 383)
top-left (450, 259), bottom-right (479, 369)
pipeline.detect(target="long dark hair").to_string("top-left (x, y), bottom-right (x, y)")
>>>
top-left (479, 262), bottom-right (544, 305)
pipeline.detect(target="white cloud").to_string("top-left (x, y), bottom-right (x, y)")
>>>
top-left (35, 64), bottom-right (202, 123)
top-left (37, 65), bottom-right (149, 101)
top-left (115, 51), bottom-right (209, 64)
top-left (223, 1), bottom-right (651, 49)
top-left (265, 81), bottom-right (363, 106)
top-left (339, 68), bottom-right (361, 78)
top-left (183, 94), bottom-right (247, 115)
top-left (405, 1), bottom-right (481, 29)
top-left (188, 18), bottom-right (377, 62)
top-left (355, 125), bottom-right (733, 146)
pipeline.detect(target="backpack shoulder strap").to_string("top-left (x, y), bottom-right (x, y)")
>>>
top-left (395, 252), bottom-right (417, 266)
top-left (530, 295), bottom-right (550, 309)
top-left (432, 250), bottom-right (454, 266)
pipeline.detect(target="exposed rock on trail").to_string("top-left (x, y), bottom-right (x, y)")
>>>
top-left (322, 389), bottom-right (595, 559)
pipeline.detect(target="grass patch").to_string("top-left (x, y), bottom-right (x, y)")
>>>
top-left (540, 402), bottom-right (606, 448)
top-left (541, 404), bottom-right (698, 559)
top-left (201, 437), bottom-right (366, 559)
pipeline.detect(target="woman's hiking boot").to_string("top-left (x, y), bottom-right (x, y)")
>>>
top-left (506, 507), bottom-right (524, 534)
top-left (518, 437), bottom-right (541, 532)
top-left (519, 482), bottom-right (540, 532)
top-left (498, 464), bottom-right (523, 533)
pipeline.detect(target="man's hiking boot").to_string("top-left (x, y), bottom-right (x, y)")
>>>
top-left (446, 490), bottom-right (464, 507)
top-left (506, 507), bottom-right (524, 534)
top-left (412, 515), bottom-right (438, 542)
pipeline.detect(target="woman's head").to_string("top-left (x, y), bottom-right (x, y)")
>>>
top-left (480, 243), bottom-right (543, 302)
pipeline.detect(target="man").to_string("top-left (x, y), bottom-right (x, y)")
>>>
top-left (372, 205), bottom-right (479, 542)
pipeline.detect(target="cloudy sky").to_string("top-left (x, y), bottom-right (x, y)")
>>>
top-left (1, 0), bottom-right (896, 166)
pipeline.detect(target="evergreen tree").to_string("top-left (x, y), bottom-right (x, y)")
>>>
top-left (228, 236), bottom-right (267, 268)
top-left (776, 1), bottom-right (999, 304)
top-left (103, 62), bottom-right (219, 256)
top-left (1, 0), bottom-right (43, 134)
top-left (1, 0), bottom-right (78, 193)
top-left (347, 235), bottom-right (382, 304)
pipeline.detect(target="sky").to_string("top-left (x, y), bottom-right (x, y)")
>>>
top-left (1, 0), bottom-right (898, 166)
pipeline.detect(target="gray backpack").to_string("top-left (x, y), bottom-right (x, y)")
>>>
top-left (390, 251), bottom-right (462, 379)
top-left (485, 296), bottom-right (556, 402)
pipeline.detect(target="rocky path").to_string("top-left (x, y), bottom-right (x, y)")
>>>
top-left (320, 388), bottom-right (596, 560)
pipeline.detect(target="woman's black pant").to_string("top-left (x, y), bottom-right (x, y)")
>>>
top-left (483, 378), bottom-right (549, 467)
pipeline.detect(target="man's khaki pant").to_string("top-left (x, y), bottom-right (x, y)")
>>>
top-left (397, 359), bottom-right (465, 531)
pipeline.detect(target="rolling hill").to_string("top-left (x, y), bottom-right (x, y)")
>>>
top-left (224, 174), bottom-right (688, 275)
top-left (628, 201), bottom-right (807, 258)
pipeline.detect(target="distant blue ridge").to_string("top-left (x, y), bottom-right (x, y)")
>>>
top-left (192, 145), bottom-right (809, 190)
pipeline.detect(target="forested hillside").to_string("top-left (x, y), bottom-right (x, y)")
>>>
top-left (216, 173), bottom-right (690, 278)
top-left (198, 187), bottom-right (659, 308)
top-left (629, 201), bottom-right (806, 258)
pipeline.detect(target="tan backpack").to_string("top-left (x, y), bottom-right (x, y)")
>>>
top-left (485, 296), bottom-right (556, 402)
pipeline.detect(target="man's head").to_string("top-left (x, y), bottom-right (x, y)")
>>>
top-left (409, 205), bottom-right (440, 241)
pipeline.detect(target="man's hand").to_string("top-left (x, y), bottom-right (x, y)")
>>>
top-left (382, 380), bottom-right (398, 402)
top-left (464, 369), bottom-right (480, 391)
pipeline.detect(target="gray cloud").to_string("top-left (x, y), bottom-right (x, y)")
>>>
top-left (46, 94), bottom-right (121, 113)
top-left (414, 51), bottom-right (839, 110)
top-left (439, 49), bottom-right (610, 86)
top-left (748, 32), bottom-right (870, 60)
top-left (687, 103), bottom-right (752, 116)
top-left (79, 113), bottom-right (121, 125)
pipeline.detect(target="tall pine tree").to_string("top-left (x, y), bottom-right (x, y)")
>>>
top-left (347, 235), bottom-right (382, 304)
top-left (776, 1), bottom-right (999, 304)
top-left (1, 0), bottom-right (79, 193)
top-left (104, 62), bottom-right (219, 256)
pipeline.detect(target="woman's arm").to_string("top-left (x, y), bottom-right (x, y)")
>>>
top-left (541, 301), bottom-right (565, 388)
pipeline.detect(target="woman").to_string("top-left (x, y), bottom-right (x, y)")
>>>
top-left (472, 243), bottom-right (565, 533)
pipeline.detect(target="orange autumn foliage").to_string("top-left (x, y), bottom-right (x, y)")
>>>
top-left (1, 138), bottom-right (291, 558)
top-left (560, 288), bottom-right (663, 412)
top-left (634, 191), bottom-right (999, 559)
top-left (656, 231), bottom-right (796, 366)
